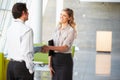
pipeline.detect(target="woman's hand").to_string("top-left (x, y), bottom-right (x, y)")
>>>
top-left (48, 64), bottom-right (55, 77)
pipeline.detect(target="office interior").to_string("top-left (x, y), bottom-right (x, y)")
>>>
top-left (0, 0), bottom-right (120, 80)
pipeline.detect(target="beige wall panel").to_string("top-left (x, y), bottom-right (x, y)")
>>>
top-left (96, 31), bottom-right (112, 52)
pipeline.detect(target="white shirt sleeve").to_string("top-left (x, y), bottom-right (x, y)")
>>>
top-left (21, 29), bottom-right (34, 74)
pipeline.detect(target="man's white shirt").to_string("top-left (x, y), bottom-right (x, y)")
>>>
top-left (4, 19), bottom-right (34, 74)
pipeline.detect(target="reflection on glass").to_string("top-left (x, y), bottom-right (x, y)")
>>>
top-left (96, 53), bottom-right (111, 75)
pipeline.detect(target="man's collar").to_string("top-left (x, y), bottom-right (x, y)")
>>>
top-left (14, 19), bottom-right (24, 23)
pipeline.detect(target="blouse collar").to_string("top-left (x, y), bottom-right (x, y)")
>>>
top-left (58, 24), bottom-right (71, 30)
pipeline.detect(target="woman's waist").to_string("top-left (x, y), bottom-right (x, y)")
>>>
top-left (54, 51), bottom-right (71, 54)
top-left (53, 52), bottom-right (72, 58)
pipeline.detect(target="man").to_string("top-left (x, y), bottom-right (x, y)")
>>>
top-left (5, 3), bottom-right (34, 80)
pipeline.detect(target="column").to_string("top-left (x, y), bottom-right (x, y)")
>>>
top-left (28, 0), bottom-right (43, 43)
top-left (56, 0), bottom-right (63, 25)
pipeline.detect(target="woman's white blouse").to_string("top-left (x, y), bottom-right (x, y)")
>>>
top-left (53, 25), bottom-right (75, 53)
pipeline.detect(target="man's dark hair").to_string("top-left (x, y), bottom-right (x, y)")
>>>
top-left (12, 3), bottom-right (27, 19)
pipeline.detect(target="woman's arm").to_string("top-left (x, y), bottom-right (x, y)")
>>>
top-left (42, 45), bottom-right (69, 53)
top-left (48, 56), bottom-right (52, 67)
top-left (48, 56), bottom-right (55, 76)
top-left (48, 45), bottom-right (68, 53)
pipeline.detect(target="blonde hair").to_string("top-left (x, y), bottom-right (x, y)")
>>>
top-left (59, 8), bottom-right (76, 30)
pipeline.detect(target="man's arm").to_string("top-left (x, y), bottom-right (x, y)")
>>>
top-left (21, 29), bottom-right (34, 74)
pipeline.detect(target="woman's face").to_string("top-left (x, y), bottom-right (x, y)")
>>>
top-left (60, 11), bottom-right (69, 24)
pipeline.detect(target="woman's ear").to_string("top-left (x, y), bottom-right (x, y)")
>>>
top-left (68, 17), bottom-right (72, 21)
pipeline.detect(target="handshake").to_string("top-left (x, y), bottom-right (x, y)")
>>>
top-left (34, 45), bottom-right (49, 53)
top-left (34, 40), bottom-right (54, 54)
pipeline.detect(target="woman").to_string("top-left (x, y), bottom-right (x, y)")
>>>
top-left (43, 8), bottom-right (77, 80)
